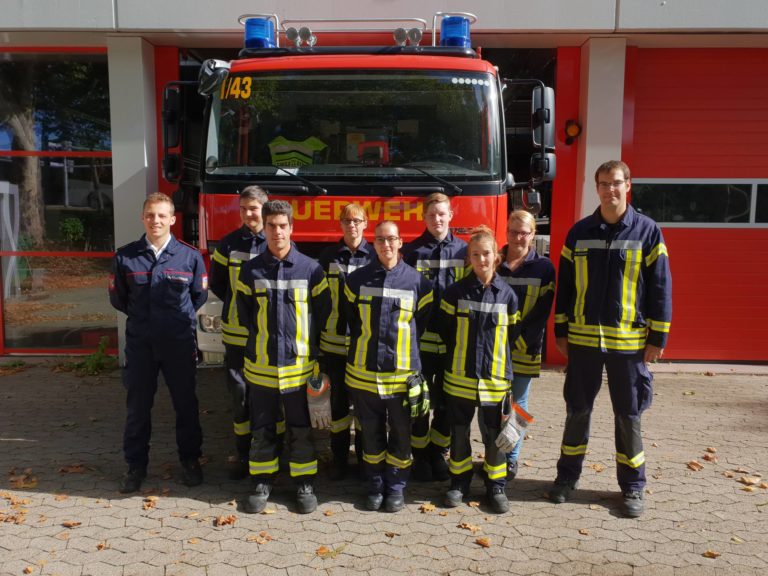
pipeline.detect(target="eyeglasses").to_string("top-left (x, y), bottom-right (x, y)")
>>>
top-left (597, 180), bottom-right (627, 190)
top-left (507, 229), bottom-right (533, 239)
top-left (341, 218), bottom-right (365, 226)
top-left (375, 236), bottom-right (400, 245)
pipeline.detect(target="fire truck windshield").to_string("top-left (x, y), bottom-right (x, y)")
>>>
top-left (204, 69), bottom-right (503, 188)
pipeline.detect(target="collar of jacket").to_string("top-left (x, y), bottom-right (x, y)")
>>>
top-left (417, 228), bottom-right (456, 248)
top-left (589, 204), bottom-right (637, 231)
top-left (141, 233), bottom-right (178, 256)
top-left (257, 243), bottom-right (300, 267)
top-left (371, 256), bottom-right (406, 275)
top-left (499, 245), bottom-right (539, 270)
top-left (239, 225), bottom-right (265, 242)
top-left (466, 270), bottom-right (507, 293)
top-left (336, 236), bottom-right (372, 256)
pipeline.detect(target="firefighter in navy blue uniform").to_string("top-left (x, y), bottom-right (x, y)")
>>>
top-left (109, 193), bottom-right (208, 494)
top-left (437, 226), bottom-right (519, 514)
top-left (495, 210), bottom-right (555, 479)
top-left (317, 203), bottom-right (373, 480)
top-left (236, 200), bottom-right (331, 515)
top-left (343, 220), bottom-right (434, 513)
top-left (549, 160), bottom-right (672, 518)
top-left (209, 186), bottom-right (281, 479)
top-left (401, 193), bottom-right (468, 482)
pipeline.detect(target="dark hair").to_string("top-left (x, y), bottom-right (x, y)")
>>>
top-left (262, 199), bottom-right (293, 224)
top-left (594, 160), bottom-right (630, 183)
top-left (240, 185), bottom-right (268, 204)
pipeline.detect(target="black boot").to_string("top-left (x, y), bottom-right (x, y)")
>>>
top-left (296, 478), bottom-right (318, 514)
top-left (181, 458), bottom-right (203, 487)
top-left (119, 466), bottom-right (147, 494)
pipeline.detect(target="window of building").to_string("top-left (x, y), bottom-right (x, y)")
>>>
top-left (631, 180), bottom-right (768, 226)
top-left (0, 49), bottom-right (116, 354)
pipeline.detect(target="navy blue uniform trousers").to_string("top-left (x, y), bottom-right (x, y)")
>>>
top-left (123, 336), bottom-right (202, 468)
top-left (556, 345), bottom-right (653, 492)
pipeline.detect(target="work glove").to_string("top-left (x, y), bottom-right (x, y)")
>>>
top-left (405, 373), bottom-right (430, 418)
top-left (307, 373), bottom-right (332, 430)
top-left (495, 392), bottom-right (534, 453)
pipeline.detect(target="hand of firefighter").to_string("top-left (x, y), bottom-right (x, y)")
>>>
top-left (405, 373), bottom-right (430, 418)
top-left (307, 373), bottom-right (332, 430)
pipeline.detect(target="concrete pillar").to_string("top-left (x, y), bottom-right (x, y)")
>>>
top-left (107, 37), bottom-right (157, 360)
top-left (575, 37), bottom-right (627, 218)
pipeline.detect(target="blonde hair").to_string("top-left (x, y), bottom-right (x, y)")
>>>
top-left (469, 225), bottom-right (499, 254)
top-left (507, 210), bottom-right (537, 235)
top-left (143, 192), bottom-right (174, 212)
top-left (424, 192), bottom-right (451, 213)
top-left (340, 202), bottom-right (368, 221)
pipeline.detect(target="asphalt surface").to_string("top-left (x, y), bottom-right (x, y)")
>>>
top-left (0, 360), bottom-right (767, 575)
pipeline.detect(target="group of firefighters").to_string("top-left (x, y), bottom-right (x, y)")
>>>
top-left (109, 160), bottom-right (672, 519)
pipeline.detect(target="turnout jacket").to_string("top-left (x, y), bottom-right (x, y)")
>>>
top-left (236, 246), bottom-right (331, 392)
top-left (317, 238), bottom-right (373, 357)
top-left (497, 247), bottom-right (556, 376)
top-left (109, 235), bottom-right (207, 342)
top-left (343, 258), bottom-right (434, 397)
top-left (554, 205), bottom-right (672, 352)
top-left (437, 273), bottom-right (520, 405)
top-left (402, 229), bottom-right (468, 354)
top-left (209, 225), bottom-right (267, 347)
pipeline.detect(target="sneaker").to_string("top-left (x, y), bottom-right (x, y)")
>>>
top-left (548, 479), bottom-right (578, 504)
top-left (487, 486), bottom-right (509, 514)
top-left (384, 493), bottom-right (405, 513)
top-left (411, 457), bottom-right (433, 482)
top-left (296, 480), bottom-right (318, 514)
top-left (366, 492), bottom-right (384, 511)
top-left (229, 458), bottom-right (249, 481)
top-left (181, 459), bottom-right (203, 487)
top-left (430, 452), bottom-right (450, 482)
top-left (444, 487), bottom-right (467, 508)
top-left (622, 490), bottom-right (645, 518)
top-left (119, 467), bottom-right (147, 494)
top-left (245, 481), bottom-right (272, 514)
top-left (506, 460), bottom-right (518, 480)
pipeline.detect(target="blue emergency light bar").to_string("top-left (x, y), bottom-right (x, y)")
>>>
top-left (440, 16), bottom-right (471, 48)
top-left (243, 16), bottom-right (277, 49)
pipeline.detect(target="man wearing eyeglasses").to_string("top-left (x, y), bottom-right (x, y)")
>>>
top-left (317, 203), bottom-right (373, 479)
top-left (549, 160), bottom-right (672, 518)
top-left (343, 221), bottom-right (434, 512)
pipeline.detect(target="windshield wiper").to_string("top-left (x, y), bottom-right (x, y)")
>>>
top-left (272, 165), bottom-right (327, 195)
top-left (394, 165), bottom-right (462, 195)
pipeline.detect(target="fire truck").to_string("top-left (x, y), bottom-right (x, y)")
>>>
top-left (162, 12), bottom-right (555, 363)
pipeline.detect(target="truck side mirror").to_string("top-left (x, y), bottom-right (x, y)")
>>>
top-left (531, 86), bottom-right (555, 151)
top-left (163, 87), bottom-right (181, 150)
top-left (530, 152), bottom-right (556, 182)
top-left (198, 59), bottom-right (230, 97)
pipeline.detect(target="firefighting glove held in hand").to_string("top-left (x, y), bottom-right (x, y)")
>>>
top-left (405, 373), bottom-right (430, 418)
top-left (495, 391), bottom-right (534, 453)
top-left (307, 373), bottom-right (332, 430)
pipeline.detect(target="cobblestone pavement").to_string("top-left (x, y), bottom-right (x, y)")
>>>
top-left (1, 360), bottom-right (767, 575)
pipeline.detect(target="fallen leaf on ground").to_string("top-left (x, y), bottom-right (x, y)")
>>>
top-left (741, 486), bottom-right (755, 493)
top-left (578, 528), bottom-right (589, 535)
top-left (468, 501), bottom-right (481, 508)
top-left (54, 532), bottom-right (70, 540)
top-left (385, 531), bottom-right (398, 538)
top-left (439, 511), bottom-right (448, 516)
top-left (458, 522), bottom-right (481, 533)
top-left (652, 442), bottom-right (659, 447)
top-left (522, 461), bottom-right (532, 467)
top-left (247, 530), bottom-right (273, 544)
top-left (702, 454), bottom-right (718, 463)
top-left (738, 476), bottom-right (761, 486)
top-left (703, 371), bottom-right (716, 377)
top-left (188, 538), bottom-right (199, 544)
top-left (214, 515), bottom-right (236, 527)
top-left (419, 503), bottom-right (436, 513)
top-left (589, 504), bottom-right (600, 510)
top-left (731, 536), bottom-right (744, 544)
top-left (61, 521), bottom-right (81, 528)
top-left (185, 512), bottom-right (198, 518)
top-left (23, 567), bottom-right (34, 574)
top-left (475, 537), bottom-right (491, 548)
top-left (723, 471), bottom-right (735, 478)
top-left (705, 447), bottom-right (717, 453)
top-left (702, 550), bottom-right (721, 559)
top-left (0, 512), bottom-right (26, 524)
top-left (142, 500), bottom-right (156, 511)
top-left (96, 542), bottom-right (107, 550)
top-left (261, 509), bottom-right (276, 515)
top-left (589, 463), bottom-right (605, 473)
top-left (323, 510), bottom-right (334, 516)
top-left (54, 494), bottom-right (68, 501)
top-left (687, 461), bottom-right (704, 471)
top-left (9, 474), bottom-right (38, 489)
top-left (759, 482), bottom-right (768, 489)
top-left (682, 390), bottom-right (695, 396)
top-left (316, 544), bottom-right (346, 558)
top-left (734, 467), bottom-right (750, 474)
top-left (58, 464), bottom-right (86, 474)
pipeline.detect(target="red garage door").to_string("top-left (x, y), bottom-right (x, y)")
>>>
top-left (625, 48), bottom-right (768, 361)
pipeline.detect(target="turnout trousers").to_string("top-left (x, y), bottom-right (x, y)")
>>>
top-left (248, 383), bottom-right (316, 481)
top-left (411, 352), bottom-right (450, 455)
top-left (123, 336), bottom-right (202, 468)
top-left (354, 389), bottom-right (412, 496)
top-left (556, 345), bottom-right (653, 492)
top-left (446, 396), bottom-right (506, 490)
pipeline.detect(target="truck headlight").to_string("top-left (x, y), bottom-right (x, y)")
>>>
top-left (199, 314), bottom-right (222, 333)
